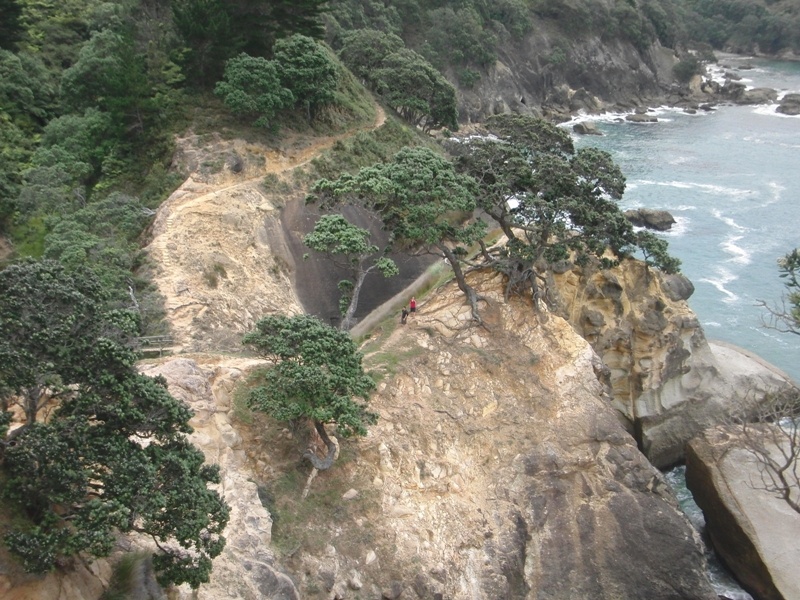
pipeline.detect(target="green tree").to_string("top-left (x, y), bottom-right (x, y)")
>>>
top-left (0, 0), bottom-right (22, 50)
top-left (172, 0), bottom-right (234, 86)
top-left (243, 315), bottom-right (377, 470)
top-left (450, 114), bottom-right (679, 307)
top-left (0, 260), bottom-right (229, 588)
top-left (214, 53), bottom-right (294, 128)
top-left (338, 28), bottom-right (404, 82)
top-left (273, 34), bottom-right (339, 122)
top-left (759, 248), bottom-right (800, 335)
top-left (303, 213), bottom-right (398, 330)
top-left (0, 50), bottom-right (57, 131)
top-left (311, 146), bottom-right (487, 321)
top-left (60, 29), bottom-right (153, 135)
top-left (337, 29), bottom-right (457, 131)
top-left (375, 48), bottom-right (458, 132)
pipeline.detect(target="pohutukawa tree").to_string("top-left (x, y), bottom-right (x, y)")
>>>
top-left (303, 213), bottom-right (399, 330)
top-left (243, 315), bottom-right (377, 470)
top-left (759, 247), bottom-right (800, 335)
top-left (0, 260), bottom-right (229, 588)
top-left (449, 113), bottom-right (680, 307)
top-left (309, 146), bottom-right (487, 322)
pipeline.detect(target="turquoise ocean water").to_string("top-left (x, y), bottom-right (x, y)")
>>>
top-left (571, 56), bottom-right (800, 383)
top-left (570, 57), bottom-right (800, 599)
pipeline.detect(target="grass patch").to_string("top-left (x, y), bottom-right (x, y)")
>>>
top-left (264, 458), bottom-right (377, 559)
top-left (364, 345), bottom-right (426, 381)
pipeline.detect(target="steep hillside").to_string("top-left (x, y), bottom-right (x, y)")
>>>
top-left (142, 272), bottom-right (717, 600)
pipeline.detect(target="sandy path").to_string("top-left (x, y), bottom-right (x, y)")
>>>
top-left (145, 105), bottom-right (387, 349)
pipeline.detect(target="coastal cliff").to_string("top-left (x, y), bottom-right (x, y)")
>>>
top-left (4, 107), bottom-right (794, 600)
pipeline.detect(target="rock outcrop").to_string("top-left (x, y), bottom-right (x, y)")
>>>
top-left (458, 34), bottom-right (677, 122)
top-left (686, 427), bottom-right (800, 600)
top-left (139, 357), bottom-right (301, 600)
top-left (552, 259), bottom-right (796, 467)
top-left (777, 93), bottom-right (800, 116)
top-left (624, 208), bottom-right (676, 231)
top-left (127, 274), bottom-right (716, 599)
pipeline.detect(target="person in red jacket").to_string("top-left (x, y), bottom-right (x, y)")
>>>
top-left (409, 297), bottom-right (416, 316)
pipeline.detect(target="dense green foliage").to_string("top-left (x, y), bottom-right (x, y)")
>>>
top-left (304, 213), bottom-right (399, 330)
top-left (0, 261), bottom-right (229, 587)
top-left (273, 34), bottom-right (340, 120)
top-left (449, 114), bottom-right (679, 304)
top-left (215, 53), bottom-right (294, 128)
top-left (310, 146), bottom-right (487, 319)
top-left (339, 29), bottom-right (457, 131)
top-left (328, 0), bottom-right (800, 74)
top-left (243, 315), bottom-right (377, 469)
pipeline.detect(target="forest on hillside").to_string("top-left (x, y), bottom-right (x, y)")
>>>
top-left (1, 0), bottom-right (800, 588)
top-left (2, 0), bottom-right (799, 325)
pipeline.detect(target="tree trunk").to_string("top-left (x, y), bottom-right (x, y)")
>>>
top-left (438, 244), bottom-right (482, 324)
top-left (340, 271), bottom-right (367, 331)
top-left (303, 420), bottom-right (337, 471)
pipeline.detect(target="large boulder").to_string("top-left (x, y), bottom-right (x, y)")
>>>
top-left (776, 93), bottom-right (800, 116)
top-left (686, 427), bottom-right (800, 600)
top-left (625, 208), bottom-right (676, 231)
top-left (552, 259), bottom-right (797, 467)
top-left (573, 121), bottom-right (603, 135)
top-left (723, 82), bottom-right (778, 105)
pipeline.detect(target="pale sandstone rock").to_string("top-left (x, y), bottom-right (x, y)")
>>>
top-left (686, 427), bottom-right (800, 600)
top-left (553, 258), bottom-right (796, 467)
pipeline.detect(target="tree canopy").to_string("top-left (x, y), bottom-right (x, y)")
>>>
top-left (0, 260), bottom-right (229, 588)
top-left (214, 53), bottom-right (294, 128)
top-left (449, 114), bottom-right (679, 306)
top-left (273, 34), bottom-right (339, 121)
top-left (310, 146), bottom-right (486, 320)
top-left (338, 29), bottom-right (458, 132)
top-left (243, 314), bottom-right (377, 470)
top-left (303, 214), bottom-right (398, 330)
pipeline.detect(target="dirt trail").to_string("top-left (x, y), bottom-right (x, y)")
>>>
top-left (145, 106), bottom-right (387, 350)
top-left (164, 106), bottom-right (386, 221)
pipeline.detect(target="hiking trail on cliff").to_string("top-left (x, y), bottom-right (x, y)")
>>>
top-left (145, 106), bottom-right (386, 351)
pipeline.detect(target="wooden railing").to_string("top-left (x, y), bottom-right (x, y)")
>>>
top-left (135, 335), bottom-right (175, 356)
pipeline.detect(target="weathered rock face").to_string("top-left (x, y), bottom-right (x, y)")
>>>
top-left (157, 273), bottom-right (715, 599)
top-left (457, 27), bottom-right (677, 122)
top-left (686, 428), bottom-right (800, 600)
top-left (0, 557), bottom-right (112, 600)
top-left (139, 357), bottom-right (301, 600)
top-left (552, 259), bottom-right (796, 467)
top-left (144, 135), bottom-right (306, 353)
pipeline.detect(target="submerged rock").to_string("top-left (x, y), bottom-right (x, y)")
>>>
top-left (626, 112), bottom-right (658, 123)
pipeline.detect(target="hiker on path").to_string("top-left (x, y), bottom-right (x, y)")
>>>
top-left (409, 297), bottom-right (416, 316)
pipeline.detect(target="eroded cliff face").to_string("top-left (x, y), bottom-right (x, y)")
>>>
top-left (552, 259), bottom-right (796, 467)
top-left (140, 272), bottom-right (716, 600)
top-left (457, 24), bottom-right (679, 122)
